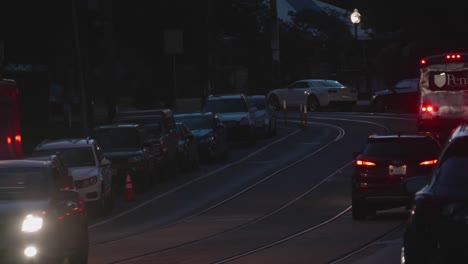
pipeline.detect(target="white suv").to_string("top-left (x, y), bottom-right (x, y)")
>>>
top-left (32, 138), bottom-right (114, 214)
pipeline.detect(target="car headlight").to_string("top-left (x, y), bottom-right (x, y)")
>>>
top-left (22, 214), bottom-right (43, 233)
top-left (75, 176), bottom-right (98, 188)
top-left (128, 156), bottom-right (143, 163)
top-left (240, 116), bottom-right (249, 125)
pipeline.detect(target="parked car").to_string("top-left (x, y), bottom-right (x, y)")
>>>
top-left (175, 122), bottom-right (200, 171)
top-left (267, 79), bottom-right (357, 111)
top-left (370, 78), bottom-right (419, 113)
top-left (247, 94), bottom-right (277, 137)
top-left (113, 109), bottom-right (178, 179)
top-left (92, 124), bottom-right (158, 193)
top-left (175, 112), bottom-right (229, 162)
top-left (30, 138), bottom-right (114, 214)
top-left (202, 94), bottom-right (257, 146)
top-left (352, 132), bottom-right (442, 220)
top-left (401, 124), bottom-right (468, 263)
top-left (0, 159), bottom-right (88, 263)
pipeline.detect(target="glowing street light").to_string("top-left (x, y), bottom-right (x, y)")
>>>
top-left (350, 8), bottom-right (361, 40)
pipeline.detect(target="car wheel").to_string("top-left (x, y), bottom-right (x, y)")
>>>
top-left (351, 197), bottom-right (368, 220)
top-left (269, 94), bottom-right (281, 110)
top-left (307, 96), bottom-right (320, 112)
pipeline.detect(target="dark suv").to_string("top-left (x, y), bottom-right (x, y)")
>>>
top-left (402, 124), bottom-right (468, 263)
top-left (92, 124), bottom-right (158, 193)
top-left (352, 132), bottom-right (441, 220)
top-left (202, 94), bottom-right (257, 146)
top-left (112, 109), bottom-right (178, 179)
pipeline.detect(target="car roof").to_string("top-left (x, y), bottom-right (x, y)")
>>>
top-left (368, 133), bottom-right (437, 141)
top-left (207, 94), bottom-right (246, 100)
top-left (94, 123), bottom-right (141, 129)
top-left (0, 159), bottom-right (51, 168)
top-left (115, 109), bottom-right (173, 118)
top-left (175, 112), bottom-right (215, 118)
top-left (35, 138), bottom-right (95, 150)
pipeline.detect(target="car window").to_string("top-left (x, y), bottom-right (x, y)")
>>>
top-left (0, 167), bottom-right (49, 198)
top-left (204, 98), bottom-right (248, 113)
top-left (435, 156), bottom-right (468, 194)
top-left (176, 116), bottom-right (214, 130)
top-left (248, 97), bottom-right (266, 110)
top-left (33, 148), bottom-right (95, 167)
top-left (92, 128), bottom-right (142, 150)
top-left (394, 80), bottom-right (412, 90)
top-left (289, 82), bottom-right (308, 88)
top-left (322, 80), bottom-right (345, 88)
top-left (307, 80), bottom-right (325, 88)
top-left (363, 138), bottom-right (440, 159)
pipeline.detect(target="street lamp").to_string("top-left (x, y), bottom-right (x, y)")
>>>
top-left (350, 8), bottom-right (361, 40)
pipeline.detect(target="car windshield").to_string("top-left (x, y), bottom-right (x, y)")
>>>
top-left (92, 128), bottom-right (141, 150)
top-left (0, 167), bottom-right (49, 199)
top-left (175, 116), bottom-right (213, 130)
top-left (32, 148), bottom-right (95, 167)
top-left (435, 156), bottom-right (468, 195)
top-left (363, 138), bottom-right (440, 159)
top-left (204, 98), bottom-right (248, 113)
top-left (248, 97), bottom-right (266, 110)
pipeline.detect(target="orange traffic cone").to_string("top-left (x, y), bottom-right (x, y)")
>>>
top-left (124, 174), bottom-right (135, 201)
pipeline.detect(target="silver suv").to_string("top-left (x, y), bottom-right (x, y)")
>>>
top-left (202, 94), bottom-right (257, 146)
top-left (31, 138), bottom-right (114, 214)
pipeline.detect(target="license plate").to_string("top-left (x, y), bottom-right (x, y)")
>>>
top-left (389, 165), bottom-right (407, 175)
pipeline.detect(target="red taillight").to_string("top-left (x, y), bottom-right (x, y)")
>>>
top-left (421, 105), bottom-right (438, 113)
top-left (446, 54), bottom-right (462, 60)
top-left (15, 134), bottom-right (21, 143)
top-left (420, 59), bottom-right (426, 65)
top-left (6, 136), bottom-right (12, 145)
top-left (356, 160), bottom-right (376, 166)
top-left (419, 159), bottom-right (437, 166)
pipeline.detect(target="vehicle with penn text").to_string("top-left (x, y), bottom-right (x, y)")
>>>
top-left (417, 52), bottom-right (468, 136)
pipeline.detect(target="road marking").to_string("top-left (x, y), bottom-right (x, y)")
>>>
top-left (90, 128), bottom-right (302, 228)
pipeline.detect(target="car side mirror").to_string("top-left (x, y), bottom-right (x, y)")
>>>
top-left (101, 158), bottom-right (111, 166)
top-left (402, 176), bottom-right (428, 194)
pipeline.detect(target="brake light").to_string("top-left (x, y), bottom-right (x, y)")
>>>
top-left (420, 59), bottom-right (426, 65)
top-left (15, 134), bottom-right (21, 143)
top-left (419, 159), bottom-right (437, 166)
top-left (421, 105), bottom-right (438, 113)
top-left (446, 53), bottom-right (462, 60)
top-left (356, 160), bottom-right (376, 166)
top-left (6, 136), bottom-right (12, 145)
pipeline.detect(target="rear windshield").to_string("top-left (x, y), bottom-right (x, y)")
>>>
top-left (0, 167), bottom-right (49, 198)
top-left (32, 148), bottom-right (95, 167)
top-left (363, 138), bottom-right (440, 159)
top-left (175, 116), bottom-right (213, 130)
top-left (434, 138), bottom-right (468, 194)
top-left (204, 98), bottom-right (248, 113)
top-left (92, 128), bottom-right (142, 150)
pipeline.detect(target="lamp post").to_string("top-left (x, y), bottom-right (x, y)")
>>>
top-left (350, 8), bottom-right (361, 98)
top-left (350, 8), bottom-right (361, 40)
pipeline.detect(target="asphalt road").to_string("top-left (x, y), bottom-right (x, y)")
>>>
top-left (86, 111), bottom-right (418, 264)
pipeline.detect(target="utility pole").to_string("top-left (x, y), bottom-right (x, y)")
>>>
top-left (271, 0), bottom-right (281, 89)
top-left (72, 0), bottom-right (89, 136)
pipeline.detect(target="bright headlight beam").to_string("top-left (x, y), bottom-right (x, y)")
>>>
top-left (21, 214), bottom-right (43, 233)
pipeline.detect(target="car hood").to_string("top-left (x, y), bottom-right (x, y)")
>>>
top-left (216, 112), bottom-right (248, 121)
top-left (0, 198), bottom-right (49, 219)
top-left (191, 129), bottom-right (213, 138)
top-left (68, 167), bottom-right (99, 181)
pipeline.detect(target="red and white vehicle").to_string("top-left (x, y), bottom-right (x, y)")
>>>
top-left (0, 79), bottom-right (21, 160)
top-left (417, 52), bottom-right (468, 136)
